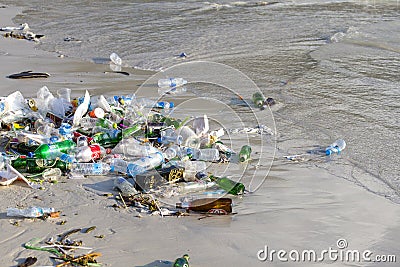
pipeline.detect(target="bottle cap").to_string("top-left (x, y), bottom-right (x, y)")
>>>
top-left (169, 102), bottom-right (174, 108)
top-left (325, 149), bottom-right (332, 155)
top-left (28, 152), bottom-right (35, 158)
top-left (157, 137), bottom-right (163, 143)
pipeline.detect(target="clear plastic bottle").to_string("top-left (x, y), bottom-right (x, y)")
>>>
top-left (70, 162), bottom-right (110, 175)
top-left (7, 206), bottom-right (55, 218)
top-left (157, 78), bottom-right (187, 88)
top-left (112, 138), bottom-right (160, 157)
top-left (325, 139), bottom-right (346, 155)
top-left (113, 177), bottom-right (137, 197)
top-left (183, 161), bottom-right (207, 182)
top-left (191, 148), bottom-right (220, 162)
top-left (176, 181), bottom-right (216, 194)
top-left (110, 52), bottom-right (122, 66)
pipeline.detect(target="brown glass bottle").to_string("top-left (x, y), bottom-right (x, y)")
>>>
top-left (176, 198), bottom-right (232, 213)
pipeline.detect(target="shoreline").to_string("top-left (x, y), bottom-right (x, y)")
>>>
top-left (1, 5), bottom-right (400, 267)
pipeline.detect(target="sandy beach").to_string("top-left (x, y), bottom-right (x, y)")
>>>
top-left (1, 5), bottom-right (400, 267)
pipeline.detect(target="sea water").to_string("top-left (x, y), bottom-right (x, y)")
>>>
top-left (3, 0), bottom-right (400, 202)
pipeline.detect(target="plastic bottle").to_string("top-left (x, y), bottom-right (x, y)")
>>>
top-left (252, 92), bottom-right (265, 109)
top-left (114, 177), bottom-right (137, 197)
top-left (28, 140), bottom-right (76, 159)
top-left (176, 198), bottom-right (232, 213)
top-left (325, 139), bottom-right (346, 155)
top-left (158, 78), bottom-right (187, 88)
top-left (112, 138), bottom-right (160, 157)
top-left (214, 141), bottom-right (234, 158)
top-left (110, 52), bottom-right (122, 65)
top-left (75, 144), bottom-right (107, 162)
top-left (7, 206), bottom-right (55, 218)
top-left (70, 162), bottom-right (110, 175)
top-left (191, 148), bottom-right (220, 162)
top-left (209, 174), bottom-right (245, 195)
top-left (174, 254), bottom-right (190, 267)
top-left (79, 117), bottom-right (115, 129)
top-left (238, 145), bottom-right (252, 162)
top-left (58, 123), bottom-right (73, 140)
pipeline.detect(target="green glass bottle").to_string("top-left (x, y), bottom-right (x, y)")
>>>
top-left (238, 145), bottom-right (251, 162)
top-left (174, 254), bottom-right (190, 267)
top-left (11, 156), bottom-right (71, 173)
top-left (209, 175), bottom-right (245, 195)
top-left (28, 140), bottom-right (76, 159)
top-left (252, 92), bottom-right (265, 109)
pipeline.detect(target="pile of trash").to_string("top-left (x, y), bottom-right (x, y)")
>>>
top-left (0, 82), bottom-right (277, 219)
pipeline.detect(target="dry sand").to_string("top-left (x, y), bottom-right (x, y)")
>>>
top-left (1, 6), bottom-right (400, 267)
